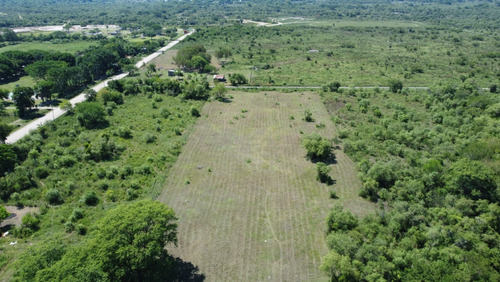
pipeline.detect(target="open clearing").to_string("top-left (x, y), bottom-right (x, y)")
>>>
top-left (158, 91), bottom-right (374, 281)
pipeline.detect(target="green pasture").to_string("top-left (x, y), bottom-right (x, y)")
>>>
top-left (0, 41), bottom-right (96, 54)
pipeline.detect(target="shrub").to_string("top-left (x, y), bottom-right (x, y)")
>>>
top-left (64, 221), bottom-right (75, 233)
top-left (105, 190), bottom-right (117, 202)
top-left (160, 108), bottom-right (170, 118)
top-left (317, 162), bottom-right (333, 184)
top-left (323, 81), bottom-right (341, 92)
top-left (326, 205), bottom-right (358, 233)
top-left (99, 88), bottom-right (123, 105)
top-left (81, 191), bottom-right (99, 206)
top-left (304, 109), bottom-right (314, 122)
top-left (302, 134), bottom-right (332, 160)
top-left (388, 79), bottom-right (403, 93)
top-left (116, 126), bottom-right (132, 139)
top-left (75, 102), bottom-right (107, 129)
top-left (35, 166), bottom-right (49, 178)
top-left (76, 224), bottom-right (86, 235)
top-left (0, 144), bottom-right (17, 175)
top-left (45, 189), bottom-right (63, 205)
top-left (229, 73), bottom-right (248, 86)
top-left (190, 106), bottom-right (201, 117)
top-left (56, 155), bottom-right (77, 168)
top-left (69, 208), bottom-right (84, 222)
top-left (143, 133), bottom-right (157, 144)
top-left (126, 188), bottom-right (138, 201)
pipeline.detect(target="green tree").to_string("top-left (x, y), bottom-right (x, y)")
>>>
top-left (326, 205), bottom-right (358, 232)
top-left (36, 200), bottom-right (178, 281)
top-left (211, 83), bottom-right (228, 101)
top-left (0, 205), bottom-right (8, 225)
top-left (323, 81), bottom-right (341, 92)
top-left (12, 86), bottom-right (35, 118)
top-left (14, 240), bottom-right (66, 281)
top-left (84, 89), bottom-right (97, 101)
top-left (317, 162), bottom-right (333, 184)
top-left (215, 47), bottom-right (232, 60)
top-left (0, 122), bottom-right (13, 143)
top-left (35, 80), bottom-right (55, 102)
top-left (302, 133), bottom-right (332, 160)
top-left (388, 79), bottom-right (403, 93)
top-left (173, 44), bottom-right (211, 71)
top-left (0, 144), bottom-right (16, 174)
top-left (444, 158), bottom-right (497, 201)
top-left (0, 88), bottom-right (9, 100)
top-left (75, 102), bottom-right (107, 129)
top-left (229, 73), bottom-right (248, 86)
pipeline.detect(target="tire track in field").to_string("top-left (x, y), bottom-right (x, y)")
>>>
top-left (157, 91), bottom-right (373, 281)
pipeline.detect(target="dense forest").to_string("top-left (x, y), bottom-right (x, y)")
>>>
top-left (0, 0), bottom-right (499, 281)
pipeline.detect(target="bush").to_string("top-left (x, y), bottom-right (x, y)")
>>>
top-left (388, 79), bottom-right (403, 93)
top-left (75, 102), bottom-right (107, 129)
top-left (76, 224), bottom-right (86, 235)
top-left (326, 205), bottom-right (358, 232)
top-left (116, 126), bottom-right (132, 139)
top-left (0, 144), bottom-right (17, 175)
top-left (45, 189), bottom-right (63, 205)
top-left (304, 110), bottom-right (314, 122)
top-left (190, 106), bottom-right (201, 117)
top-left (302, 134), bottom-right (332, 160)
top-left (317, 162), bottom-right (334, 184)
top-left (229, 73), bottom-right (248, 86)
top-left (69, 208), bottom-right (84, 222)
top-left (160, 108), bottom-right (170, 119)
top-left (143, 133), bottom-right (157, 144)
top-left (56, 155), bottom-right (77, 168)
top-left (323, 81), bottom-right (341, 92)
top-left (81, 191), bottom-right (99, 206)
top-left (35, 166), bottom-right (49, 178)
top-left (64, 221), bottom-right (75, 233)
top-left (99, 88), bottom-right (123, 105)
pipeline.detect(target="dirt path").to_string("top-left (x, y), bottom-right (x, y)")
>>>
top-left (1, 206), bottom-right (39, 229)
top-left (157, 91), bottom-right (374, 281)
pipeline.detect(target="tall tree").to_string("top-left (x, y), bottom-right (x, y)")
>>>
top-left (12, 87), bottom-right (35, 118)
top-left (0, 123), bottom-right (13, 143)
top-left (36, 200), bottom-right (178, 281)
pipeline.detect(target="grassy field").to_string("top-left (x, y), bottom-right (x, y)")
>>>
top-left (0, 76), bottom-right (35, 92)
top-left (0, 41), bottom-right (96, 54)
top-left (157, 90), bottom-right (374, 280)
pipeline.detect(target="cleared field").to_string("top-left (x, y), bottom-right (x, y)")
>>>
top-left (157, 91), bottom-right (374, 281)
top-left (0, 41), bottom-right (96, 54)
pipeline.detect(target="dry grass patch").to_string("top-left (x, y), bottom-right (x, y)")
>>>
top-left (158, 91), bottom-right (374, 280)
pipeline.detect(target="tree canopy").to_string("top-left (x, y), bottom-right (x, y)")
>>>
top-left (31, 200), bottom-right (178, 281)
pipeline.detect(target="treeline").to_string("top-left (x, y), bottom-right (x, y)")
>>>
top-left (321, 82), bottom-right (499, 279)
top-left (0, 29), bottom-right (107, 44)
top-left (1, 38), bottom-right (165, 98)
top-left (0, 0), bottom-right (498, 30)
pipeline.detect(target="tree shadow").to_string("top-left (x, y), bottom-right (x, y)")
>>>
top-left (174, 257), bottom-right (205, 281)
top-left (21, 109), bottom-right (46, 120)
top-left (310, 153), bottom-right (337, 165)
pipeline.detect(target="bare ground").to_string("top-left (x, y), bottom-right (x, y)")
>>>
top-left (1, 206), bottom-right (39, 230)
top-left (157, 91), bottom-right (374, 281)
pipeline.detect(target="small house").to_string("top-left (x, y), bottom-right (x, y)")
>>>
top-left (213, 75), bottom-right (226, 82)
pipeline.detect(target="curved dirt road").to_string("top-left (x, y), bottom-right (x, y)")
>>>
top-left (5, 31), bottom-right (194, 144)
